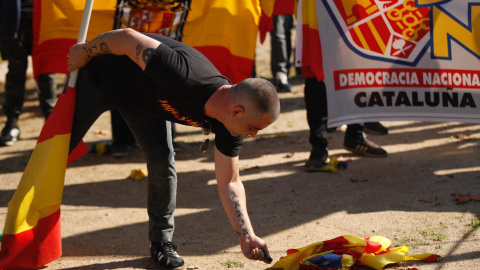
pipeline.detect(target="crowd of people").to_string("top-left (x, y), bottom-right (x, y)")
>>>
top-left (1, 1), bottom-right (393, 270)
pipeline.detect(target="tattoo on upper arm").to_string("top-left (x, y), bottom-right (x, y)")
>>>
top-left (135, 44), bottom-right (143, 63)
top-left (142, 48), bottom-right (155, 66)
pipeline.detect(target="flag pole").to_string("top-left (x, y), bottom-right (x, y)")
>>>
top-left (68, 0), bottom-right (94, 88)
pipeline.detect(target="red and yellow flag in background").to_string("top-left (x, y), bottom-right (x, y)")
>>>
top-left (32, 0), bottom-right (265, 85)
top-left (298, 0), bottom-right (324, 81)
top-left (181, 0), bottom-right (261, 84)
top-left (32, 0), bottom-right (117, 79)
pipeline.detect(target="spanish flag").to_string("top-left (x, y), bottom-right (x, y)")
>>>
top-left (32, 0), bottom-right (117, 79)
top-left (258, 0), bottom-right (296, 45)
top-left (299, 0), bottom-right (324, 81)
top-left (268, 235), bottom-right (441, 270)
top-left (0, 87), bottom-right (88, 269)
top-left (182, 0), bottom-right (261, 84)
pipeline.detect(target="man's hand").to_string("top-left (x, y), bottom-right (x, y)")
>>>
top-left (239, 234), bottom-right (272, 264)
top-left (67, 43), bottom-right (92, 72)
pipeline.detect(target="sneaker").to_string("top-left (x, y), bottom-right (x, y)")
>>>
top-left (111, 143), bottom-right (133, 157)
top-left (274, 72), bottom-right (292, 93)
top-left (0, 126), bottom-right (20, 146)
top-left (343, 132), bottom-right (388, 157)
top-left (150, 241), bottom-right (185, 270)
top-left (364, 122), bottom-right (388, 135)
top-left (305, 148), bottom-right (329, 172)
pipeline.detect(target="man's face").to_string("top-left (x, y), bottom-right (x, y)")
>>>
top-left (225, 112), bottom-right (275, 137)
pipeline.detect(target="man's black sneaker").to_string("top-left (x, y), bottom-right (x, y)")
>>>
top-left (343, 133), bottom-right (388, 157)
top-left (364, 122), bottom-right (388, 135)
top-left (0, 126), bottom-right (20, 146)
top-left (305, 148), bottom-right (329, 172)
top-left (150, 241), bottom-right (185, 270)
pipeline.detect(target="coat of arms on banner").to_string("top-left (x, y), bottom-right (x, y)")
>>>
top-left (323, 0), bottom-right (431, 65)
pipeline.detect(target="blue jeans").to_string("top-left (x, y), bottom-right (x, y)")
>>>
top-left (69, 69), bottom-right (177, 242)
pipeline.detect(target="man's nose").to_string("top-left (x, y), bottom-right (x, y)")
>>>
top-left (249, 130), bottom-right (258, 138)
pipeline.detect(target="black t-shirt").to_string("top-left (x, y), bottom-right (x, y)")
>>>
top-left (86, 33), bottom-right (243, 156)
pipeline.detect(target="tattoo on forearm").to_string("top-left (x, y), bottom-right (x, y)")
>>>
top-left (142, 48), bottom-right (155, 66)
top-left (82, 47), bottom-right (91, 57)
top-left (82, 44), bottom-right (102, 58)
top-left (100, 42), bottom-right (112, 54)
top-left (233, 201), bottom-right (240, 208)
top-left (230, 191), bottom-right (249, 236)
top-left (135, 44), bottom-right (143, 63)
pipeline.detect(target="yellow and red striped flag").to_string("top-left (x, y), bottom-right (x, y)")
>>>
top-left (32, 0), bottom-right (116, 79)
top-left (0, 86), bottom-right (88, 269)
top-left (299, 0), bottom-right (324, 81)
top-left (268, 235), bottom-right (441, 270)
top-left (182, 0), bottom-right (262, 84)
top-left (258, 0), bottom-right (296, 44)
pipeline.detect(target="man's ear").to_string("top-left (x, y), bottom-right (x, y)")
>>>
top-left (232, 105), bottom-right (245, 117)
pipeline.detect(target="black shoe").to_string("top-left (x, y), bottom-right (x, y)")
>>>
top-left (150, 241), bottom-right (185, 270)
top-left (274, 72), bottom-right (292, 93)
top-left (344, 132), bottom-right (388, 157)
top-left (0, 125), bottom-right (20, 146)
top-left (364, 122), bottom-right (388, 135)
top-left (111, 143), bottom-right (133, 157)
top-left (305, 148), bottom-right (329, 172)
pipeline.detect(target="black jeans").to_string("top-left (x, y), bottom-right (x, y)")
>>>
top-left (270, 14), bottom-right (293, 76)
top-left (304, 77), bottom-right (363, 150)
top-left (0, 11), bottom-right (57, 123)
top-left (69, 69), bottom-right (177, 242)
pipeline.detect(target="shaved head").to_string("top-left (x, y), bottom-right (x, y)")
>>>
top-left (229, 78), bottom-right (280, 120)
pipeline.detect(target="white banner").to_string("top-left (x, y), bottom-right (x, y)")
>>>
top-left (317, 0), bottom-right (480, 127)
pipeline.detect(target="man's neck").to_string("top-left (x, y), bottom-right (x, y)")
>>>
top-left (204, 85), bottom-right (232, 119)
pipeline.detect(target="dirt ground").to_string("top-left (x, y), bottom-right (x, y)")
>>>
top-left (1, 37), bottom-right (480, 270)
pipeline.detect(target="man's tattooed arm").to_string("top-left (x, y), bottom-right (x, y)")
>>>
top-left (142, 48), bottom-right (155, 66)
top-left (68, 28), bottom-right (161, 72)
top-left (81, 30), bottom-right (119, 57)
top-left (231, 191), bottom-right (250, 236)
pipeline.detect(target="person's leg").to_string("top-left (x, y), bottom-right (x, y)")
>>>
top-left (110, 109), bottom-right (136, 157)
top-left (284, 14), bottom-right (293, 73)
top-left (69, 70), bottom-right (111, 153)
top-left (270, 15), bottom-right (292, 92)
top-left (0, 12), bottom-right (31, 145)
top-left (304, 77), bottom-right (329, 171)
top-left (37, 73), bottom-right (58, 119)
top-left (120, 113), bottom-right (183, 268)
